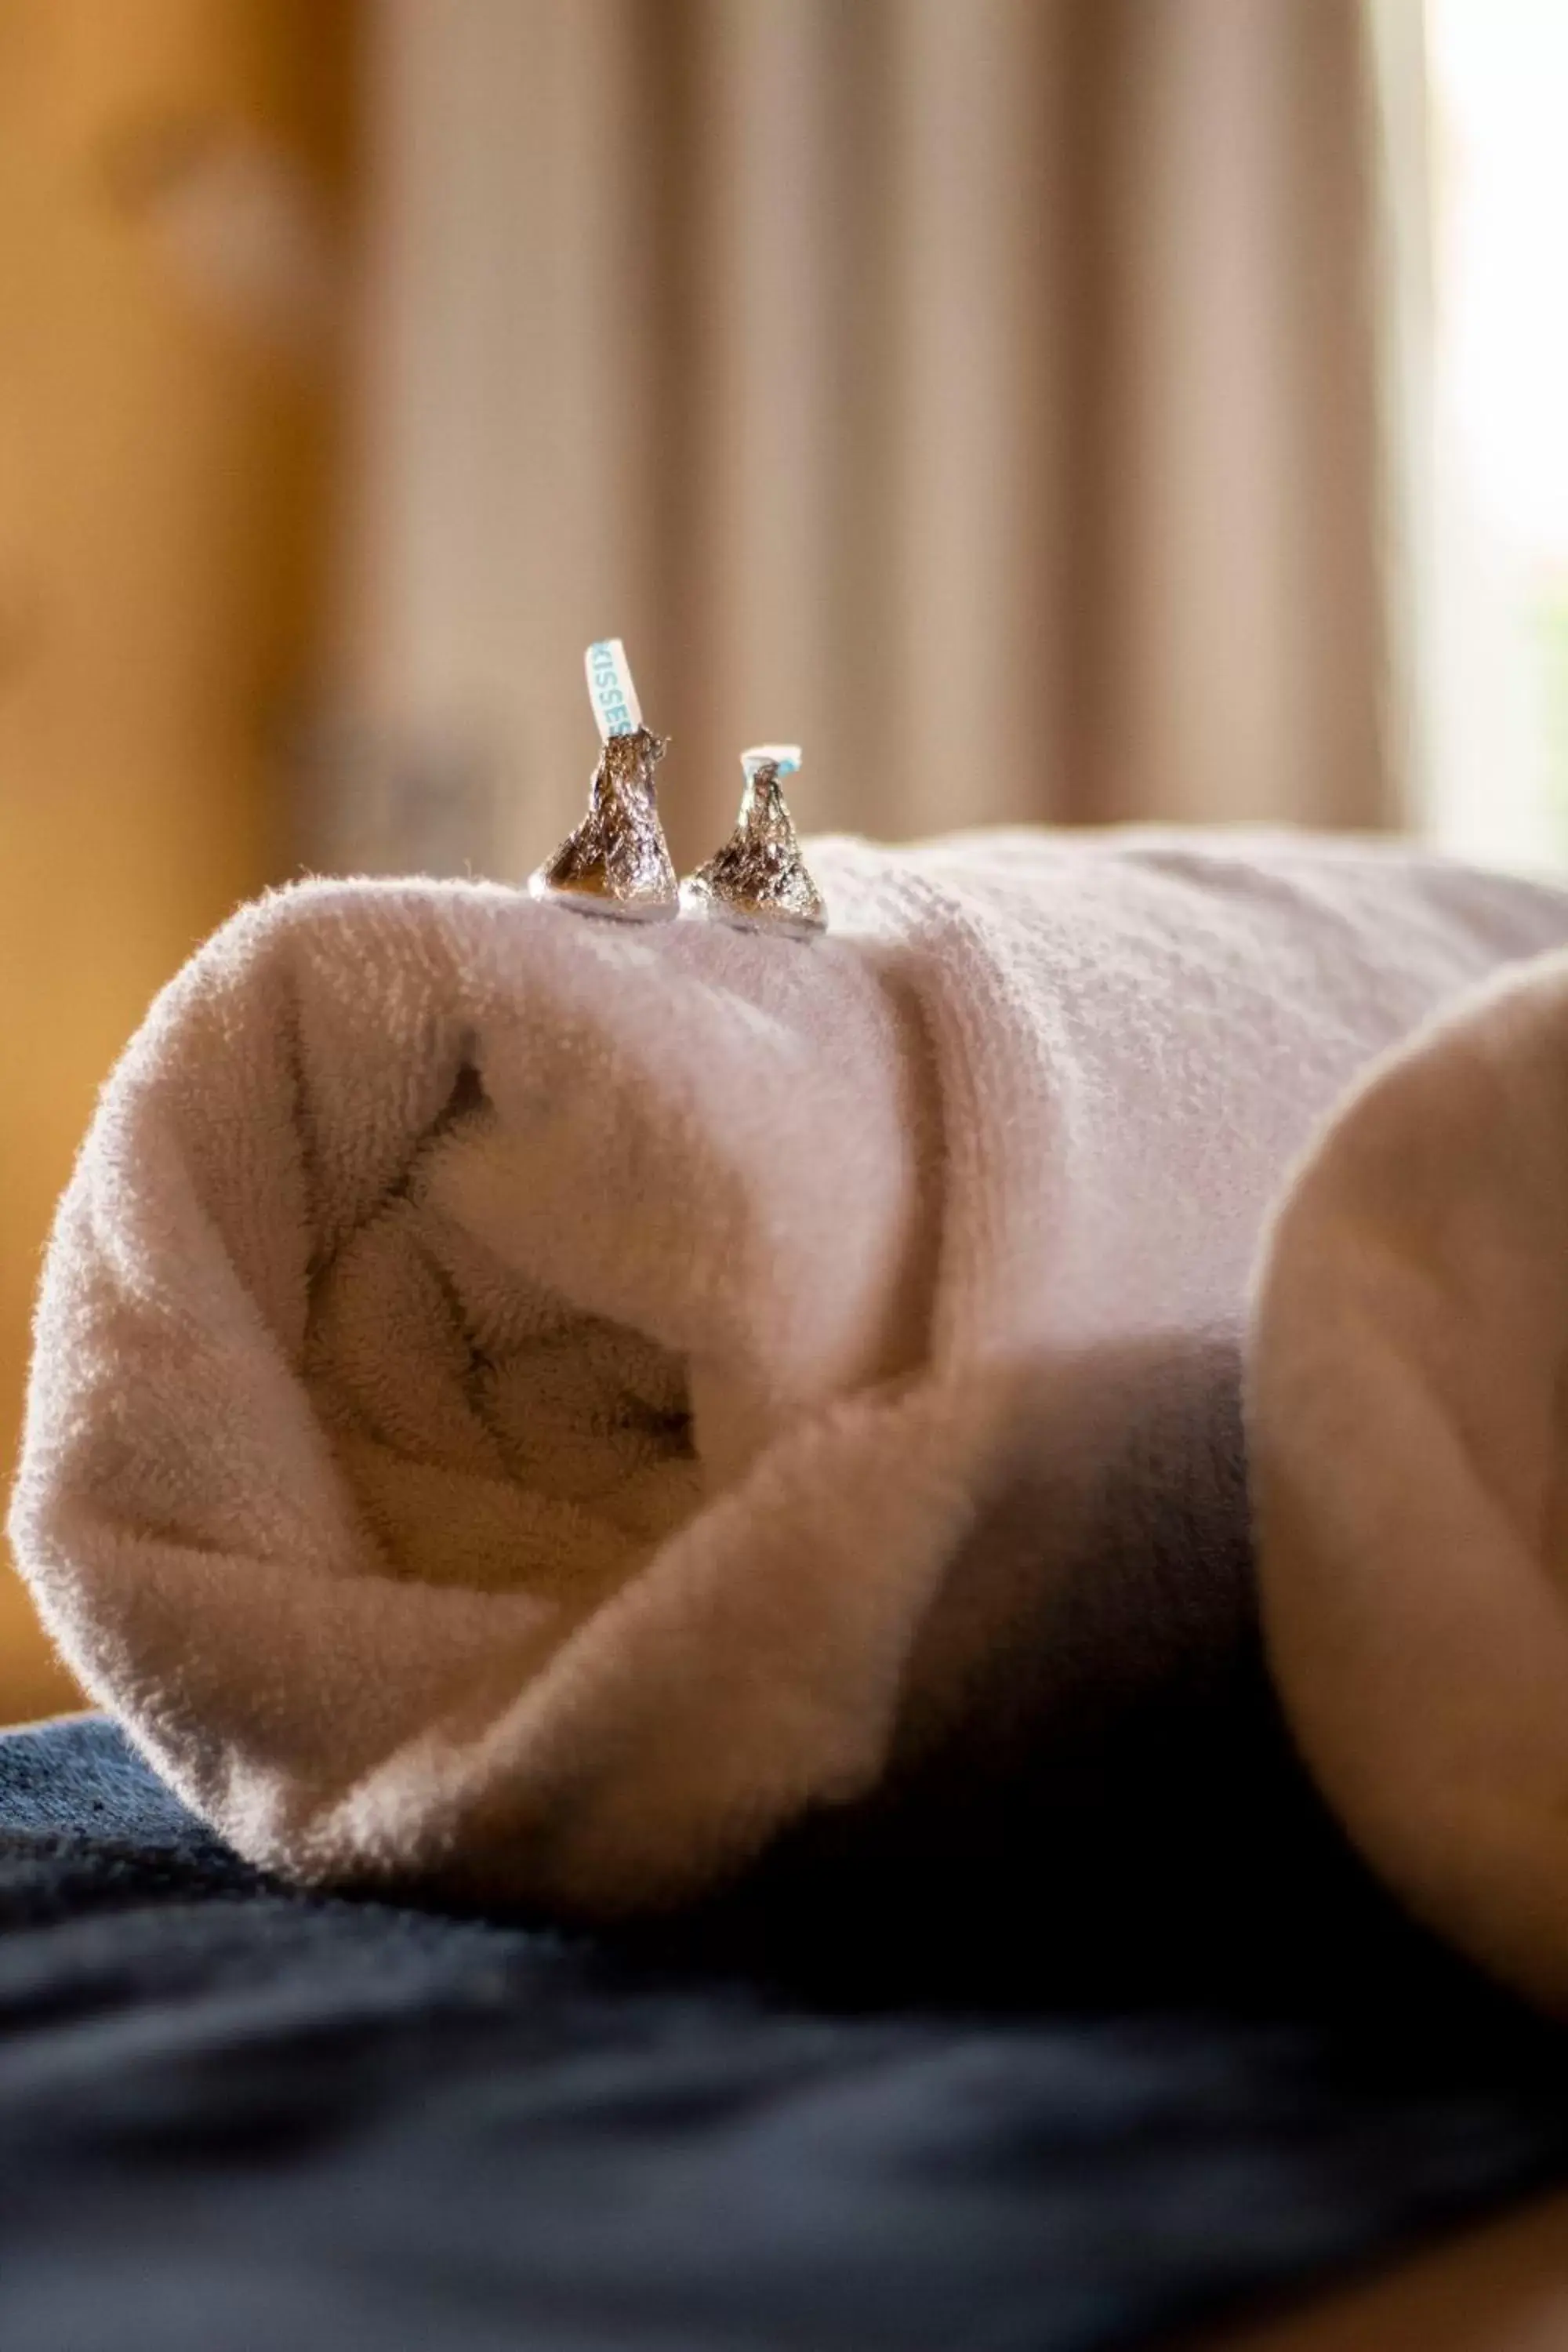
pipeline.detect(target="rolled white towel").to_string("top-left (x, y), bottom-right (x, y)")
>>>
top-left (1250, 944), bottom-right (1568, 2013)
top-left (13, 829), bottom-right (1568, 1913)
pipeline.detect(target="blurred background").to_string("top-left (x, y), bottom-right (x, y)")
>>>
top-left (1, 0), bottom-right (1563, 1719)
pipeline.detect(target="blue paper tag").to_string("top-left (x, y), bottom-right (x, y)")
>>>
top-left (584, 640), bottom-right (644, 740)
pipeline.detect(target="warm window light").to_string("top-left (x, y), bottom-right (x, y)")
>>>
top-left (1428, 0), bottom-right (1568, 866)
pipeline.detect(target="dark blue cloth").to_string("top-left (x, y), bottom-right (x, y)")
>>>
top-left (2, 1712), bottom-right (1568, 2351)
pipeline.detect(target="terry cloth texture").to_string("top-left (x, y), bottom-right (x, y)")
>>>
top-left (13, 829), bottom-right (1568, 1911)
top-left (1250, 945), bottom-right (1568, 2016)
top-left (4, 1714), bottom-right (1568, 2352)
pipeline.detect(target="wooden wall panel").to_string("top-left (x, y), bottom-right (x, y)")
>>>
top-left (0, 1), bottom-right (356, 1719)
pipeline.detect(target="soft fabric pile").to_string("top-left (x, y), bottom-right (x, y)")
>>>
top-left (12, 828), bottom-right (1568, 1918)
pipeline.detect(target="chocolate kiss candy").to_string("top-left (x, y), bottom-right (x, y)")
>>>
top-left (679, 746), bottom-right (826, 941)
top-left (529, 723), bottom-right (679, 923)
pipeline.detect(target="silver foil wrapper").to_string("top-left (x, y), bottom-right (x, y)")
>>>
top-left (528, 727), bottom-right (679, 921)
top-left (679, 758), bottom-right (827, 940)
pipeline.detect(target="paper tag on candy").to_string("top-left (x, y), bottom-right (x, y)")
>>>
top-left (584, 639), bottom-right (643, 740)
top-left (742, 743), bottom-right (801, 779)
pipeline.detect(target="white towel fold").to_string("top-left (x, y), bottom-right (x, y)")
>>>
top-left (13, 829), bottom-right (1568, 1913)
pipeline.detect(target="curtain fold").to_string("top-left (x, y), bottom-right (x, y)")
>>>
top-left (336, 0), bottom-right (1399, 879)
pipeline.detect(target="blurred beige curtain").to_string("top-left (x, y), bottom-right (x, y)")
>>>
top-left (337, 0), bottom-right (1400, 878)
